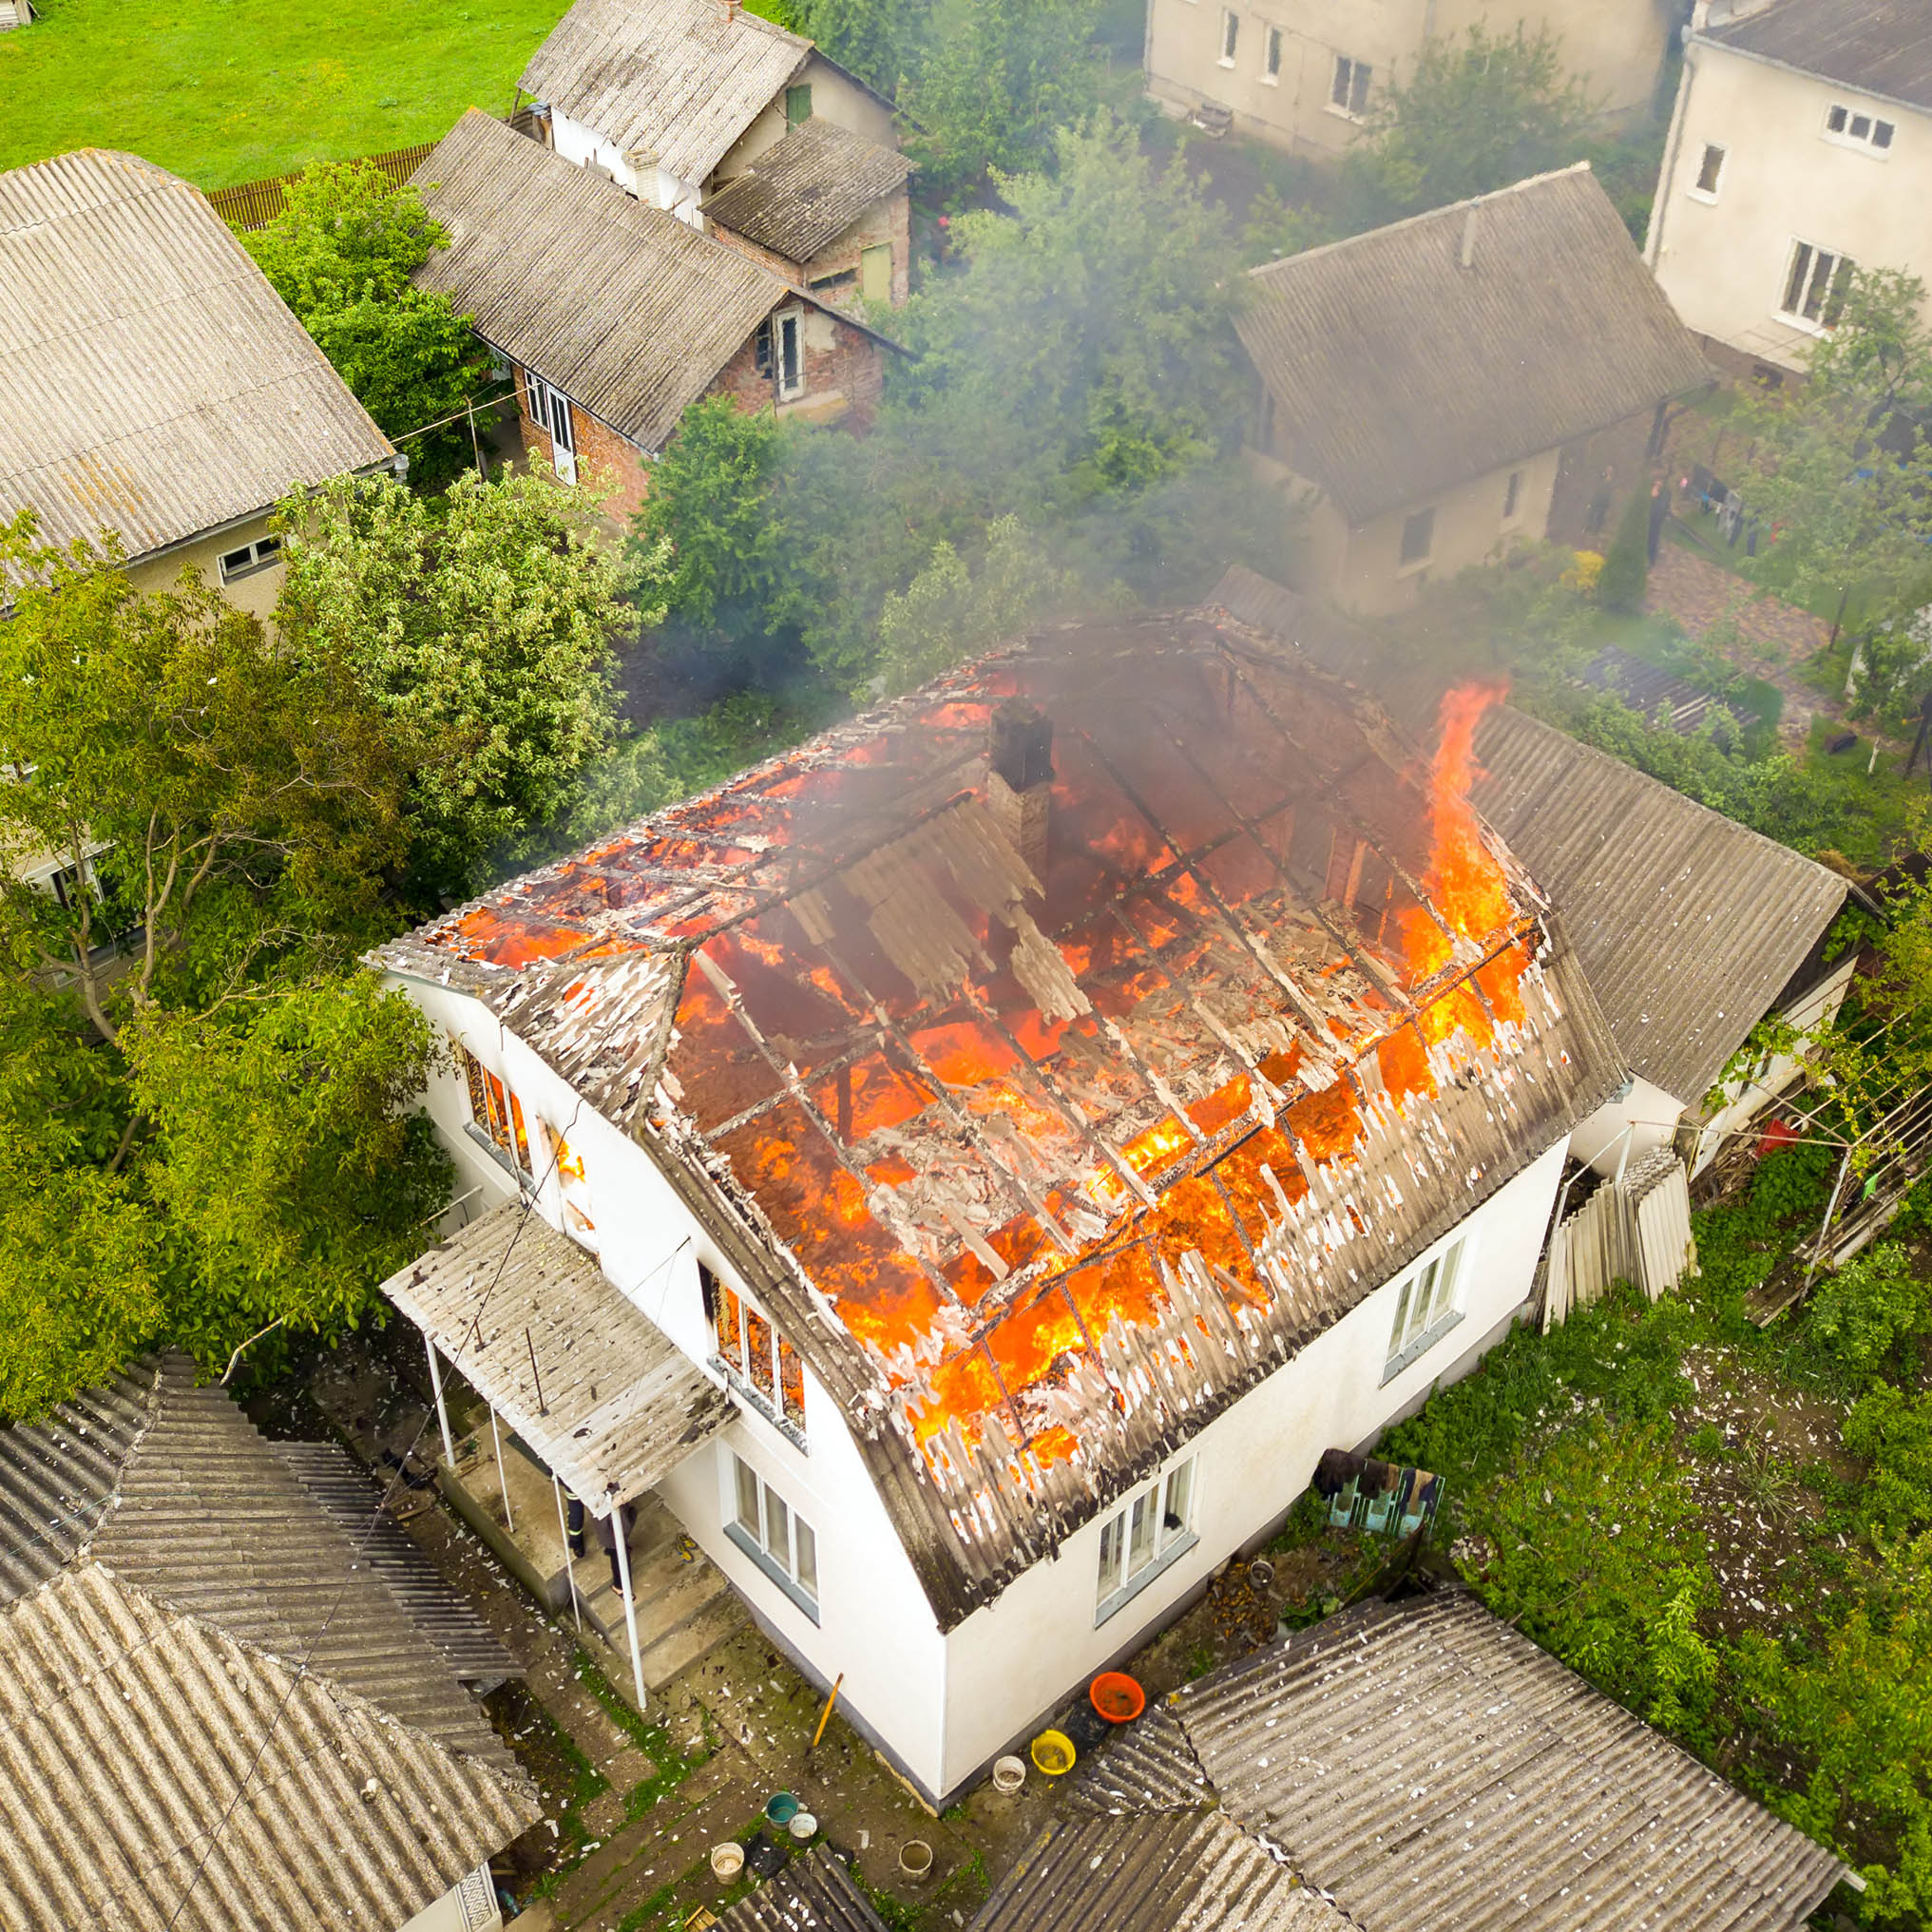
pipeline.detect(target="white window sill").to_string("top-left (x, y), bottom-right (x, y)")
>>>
top-left (1095, 1529), bottom-right (1197, 1628)
top-left (1395, 554), bottom-right (1433, 577)
top-left (724, 1521), bottom-right (821, 1624)
top-left (1260, 71), bottom-right (1279, 85)
top-left (709, 1354), bottom-right (808, 1453)
top-left (464, 1121), bottom-right (536, 1191)
top-left (1773, 309), bottom-right (1834, 339)
top-left (1323, 103), bottom-right (1366, 123)
top-left (1381, 1306), bottom-right (1465, 1387)
top-left (1216, 56), bottom-right (1235, 67)
top-left (1686, 186), bottom-right (1719, 204)
top-left (1822, 134), bottom-right (1891, 159)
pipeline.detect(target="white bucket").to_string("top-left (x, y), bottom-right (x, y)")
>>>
top-left (992, 1755), bottom-right (1026, 1795)
top-left (789, 1811), bottom-right (817, 1841)
top-left (710, 1841), bottom-right (745, 1881)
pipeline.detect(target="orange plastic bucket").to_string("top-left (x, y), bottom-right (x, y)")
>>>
top-left (1090, 1671), bottom-right (1145, 1724)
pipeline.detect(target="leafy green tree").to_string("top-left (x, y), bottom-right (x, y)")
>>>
top-left (1597, 484), bottom-right (1651, 615)
top-left (1342, 24), bottom-right (1597, 223)
top-left (1238, 186), bottom-right (1334, 269)
top-left (242, 160), bottom-right (490, 489)
top-left (277, 469), bottom-right (635, 896)
top-left (1806, 1243), bottom-right (1932, 1393)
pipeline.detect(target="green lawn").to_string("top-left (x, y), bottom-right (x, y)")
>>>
top-left (0, 0), bottom-right (572, 188)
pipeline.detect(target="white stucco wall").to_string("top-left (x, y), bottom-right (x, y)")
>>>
top-left (1568, 1074), bottom-right (1685, 1176)
top-left (1647, 39), bottom-right (1932, 372)
top-left (932, 1134), bottom-right (1569, 1793)
top-left (712, 54), bottom-right (897, 182)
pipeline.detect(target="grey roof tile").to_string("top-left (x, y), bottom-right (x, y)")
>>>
top-left (701, 118), bottom-right (911, 263)
top-left (717, 1845), bottom-right (889, 1930)
top-left (1703, 0), bottom-right (1932, 113)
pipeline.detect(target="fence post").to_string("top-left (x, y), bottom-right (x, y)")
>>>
top-left (1807, 1148), bottom-right (1852, 1283)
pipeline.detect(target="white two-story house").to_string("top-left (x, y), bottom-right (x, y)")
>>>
top-left (374, 612), bottom-right (1621, 1806)
top-left (1647, 0), bottom-right (1932, 376)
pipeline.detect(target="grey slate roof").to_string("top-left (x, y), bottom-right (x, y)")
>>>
top-left (0, 148), bottom-right (394, 564)
top-left (700, 118), bottom-right (912, 263)
top-left (1468, 704), bottom-right (1847, 1103)
top-left (521, 0), bottom-right (814, 185)
top-left (1703, 0), bottom-right (1932, 115)
top-left (1154, 1590), bottom-right (1849, 1932)
top-left (716, 1846), bottom-right (889, 1931)
top-left (381, 1199), bottom-right (732, 1511)
top-left (413, 110), bottom-right (791, 451)
top-left (1237, 165), bottom-right (1712, 525)
top-left (0, 1564), bottom-right (536, 1932)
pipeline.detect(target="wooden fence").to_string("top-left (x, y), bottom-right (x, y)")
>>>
top-left (205, 142), bottom-right (437, 230)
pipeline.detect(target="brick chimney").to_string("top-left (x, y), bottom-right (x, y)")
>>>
top-left (985, 698), bottom-right (1053, 889)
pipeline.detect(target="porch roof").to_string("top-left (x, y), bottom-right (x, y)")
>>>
top-left (383, 1200), bottom-right (730, 1510)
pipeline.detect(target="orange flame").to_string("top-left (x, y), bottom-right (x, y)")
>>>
top-left (1403, 681), bottom-right (1512, 978)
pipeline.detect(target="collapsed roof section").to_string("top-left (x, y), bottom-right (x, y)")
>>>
top-left (380, 617), bottom-right (1621, 1624)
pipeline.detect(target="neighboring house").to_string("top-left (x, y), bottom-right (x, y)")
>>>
top-left (1145, 0), bottom-right (1677, 160)
top-left (1237, 164), bottom-right (1712, 616)
top-left (0, 148), bottom-right (399, 622)
top-left (701, 117), bottom-right (914, 308)
top-left (1647, 0), bottom-right (1932, 377)
top-left (1208, 564), bottom-right (1855, 1176)
top-left (373, 609), bottom-right (1623, 1807)
top-left (0, 1), bottom-right (34, 27)
top-left (411, 112), bottom-right (899, 523)
top-left (0, 1355), bottom-right (536, 1932)
top-left (713, 1846), bottom-right (888, 1930)
top-left (976, 1588), bottom-right (1850, 1932)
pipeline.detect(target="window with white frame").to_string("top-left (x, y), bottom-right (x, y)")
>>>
top-left (217, 535), bottom-right (281, 583)
top-left (1779, 239), bottom-right (1855, 328)
top-left (1218, 9), bottom-right (1238, 65)
top-left (1263, 24), bottom-right (1282, 81)
top-left (706, 1265), bottom-right (807, 1435)
top-left (757, 308), bottom-right (807, 402)
top-left (727, 1450), bottom-right (819, 1618)
top-left (1384, 1239), bottom-right (1464, 1377)
top-left (1329, 54), bottom-right (1371, 118)
top-left (1825, 102), bottom-right (1894, 153)
top-left (453, 1041), bottom-right (539, 1181)
top-left (1096, 1456), bottom-right (1197, 1622)
top-left (1692, 142), bottom-right (1726, 199)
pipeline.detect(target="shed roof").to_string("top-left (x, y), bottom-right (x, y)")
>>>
top-left (379, 615), bottom-right (1620, 1627)
top-left (700, 118), bottom-right (912, 263)
top-left (1149, 1590), bottom-right (1849, 1932)
top-left (521, 0), bottom-right (814, 185)
top-left (716, 1845), bottom-right (889, 1931)
top-left (1236, 165), bottom-right (1712, 525)
top-left (1468, 704), bottom-right (1846, 1102)
top-left (381, 1199), bottom-right (731, 1511)
top-left (0, 148), bottom-right (393, 564)
top-left (1703, 0), bottom-right (1932, 114)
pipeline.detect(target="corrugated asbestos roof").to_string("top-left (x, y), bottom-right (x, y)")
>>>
top-left (1468, 705), bottom-right (1846, 1101)
top-left (1236, 165), bottom-right (1712, 524)
top-left (521, 0), bottom-right (813, 185)
top-left (1159, 1590), bottom-right (1848, 1932)
top-left (0, 148), bottom-right (393, 564)
top-left (716, 1845), bottom-right (889, 1930)
top-left (382, 1199), bottom-right (731, 1510)
top-left (1703, 0), bottom-right (1932, 113)
top-left (972, 1809), bottom-right (1352, 1932)
top-left (379, 616), bottom-right (1621, 1629)
top-left (700, 118), bottom-right (912, 262)
top-left (413, 110), bottom-right (791, 451)
top-left (0, 1564), bottom-right (536, 1932)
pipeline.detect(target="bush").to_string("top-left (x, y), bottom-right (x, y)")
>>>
top-left (1597, 485), bottom-right (1651, 615)
top-left (1805, 1243), bottom-right (1932, 1393)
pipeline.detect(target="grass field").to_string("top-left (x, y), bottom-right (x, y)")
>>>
top-left (0, 0), bottom-right (573, 188)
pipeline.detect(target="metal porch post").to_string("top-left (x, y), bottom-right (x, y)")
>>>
top-left (552, 1475), bottom-right (583, 1634)
top-left (490, 1406), bottom-right (516, 1533)
top-left (611, 1498), bottom-right (648, 1712)
top-left (425, 1334), bottom-right (455, 1467)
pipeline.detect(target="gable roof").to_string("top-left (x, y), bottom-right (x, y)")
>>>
top-left (0, 1359), bottom-right (538, 1931)
top-left (1702, 0), bottom-right (1932, 114)
top-left (700, 118), bottom-right (913, 263)
top-left (378, 614), bottom-right (1620, 1628)
top-left (0, 148), bottom-right (394, 565)
top-left (1121, 1590), bottom-right (1850, 1932)
top-left (521, 0), bottom-right (816, 185)
top-left (1236, 165), bottom-right (1712, 525)
top-left (1468, 705), bottom-right (1847, 1102)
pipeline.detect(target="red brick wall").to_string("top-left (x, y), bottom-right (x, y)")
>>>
top-left (706, 187), bottom-right (911, 309)
top-left (511, 367), bottom-right (652, 525)
top-left (703, 304), bottom-right (887, 429)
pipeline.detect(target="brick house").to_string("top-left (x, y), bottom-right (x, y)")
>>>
top-left (411, 112), bottom-right (900, 523)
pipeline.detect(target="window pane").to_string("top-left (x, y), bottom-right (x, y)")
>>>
top-left (1824, 255), bottom-right (1855, 325)
top-left (779, 316), bottom-right (801, 392)
top-left (1827, 105), bottom-right (1847, 131)
top-left (735, 1455), bottom-right (760, 1535)
top-left (1266, 26), bottom-right (1280, 74)
top-left (1331, 56), bottom-right (1349, 106)
top-left (777, 1332), bottom-right (807, 1427)
top-left (1349, 62), bottom-right (1371, 115)
top-left (1162, 1461), bottom-right (1193, 1543)
top-left (715, 1282), bottom-right (743, 1368)
top-left (1400, 507), bottom-right (1433, 564)
top-left (1221, 10), bottom-right (1236, 59)
top-left (787, 83), bottom-right (813, 126)
top-left (1850, 114), bottom-right (1871, 140)
top-left (509, 1091), bottom-right (533, 1172)
top-left (1695, 143), bottom-right (1723, 193)
top-left (746, 1307), bottom-right (776, 1399)
top-left (459, 1044), bottom-right (488, 1125)
top-left (1389, 1277), bottom-right (1413, 1350)
top-left (1784, 242), bottom-right (1813, 316)
top-left (1098, 1514), bottom-right (1123, 1598)
top-left (1128, 1491), bottom-right (1157, 1575)
top-left (1802, 248), bottom-right (1836, 321)
top-left (794, 1516), bottom-right (818, 1598)
top-left (1413, 1258), bottom-right (1441, 1335)
top-left (485, 1072), bottom-right (511, 1150)
top-left (765, 1489), bottom-right (791, 1567)
top-left (1875, 121), bottom-right (1895, 149)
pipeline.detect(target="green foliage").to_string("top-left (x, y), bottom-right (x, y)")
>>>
top-left (1597, 485), bottom-right (1652, 616)
top-left (243, 162), bottom-right (491, 489)
top-left (1341, 24), bottom-right (1596, 223)
top-left (1806, 1245), bottom-right (1932, 1395)
top-left (277, 469), bottom-right (632, 897)
top-left (1845, 1381), bottom-right (1932, 1540)
top-left (1238, 186), bottom-right (1335, 269)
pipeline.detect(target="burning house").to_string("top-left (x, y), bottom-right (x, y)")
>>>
top-left (373, 614), bottom-right (1621, 1804)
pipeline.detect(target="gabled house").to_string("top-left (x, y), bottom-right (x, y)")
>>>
top-left (1145, 0), bottom-right (1676, 162)
top-left (0, 1355), bottom-right (536, 1931)
top-left (373, 610), bottom-right (1622, 1806)
top-left (1647, 0), bottom-right (1932, 377)
top-left (988, 1588), bottom-right (1850, 1932)
top-left (1209, 564), bottom-right (1855, 1178)
top-left (515, 0), bottom-right (907, 293)
top-left (1237, 164), bottom-right (1712, 616)
top-left (411, 112), bottom-right (899, 523)
top-left (0, 148), bottom-right (399, 620)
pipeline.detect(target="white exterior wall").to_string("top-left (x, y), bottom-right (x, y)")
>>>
top-left (1569, 1074), bottom-right (1686, 1176)
top-left (933, 1135), bottom-right (1569, 1793)
top-left (1647, 40), bottom-right (1932, 372)
top-left (549, 108), bottom-right (706, 224)
top-left (712, 54), bottom-right (898, 183)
